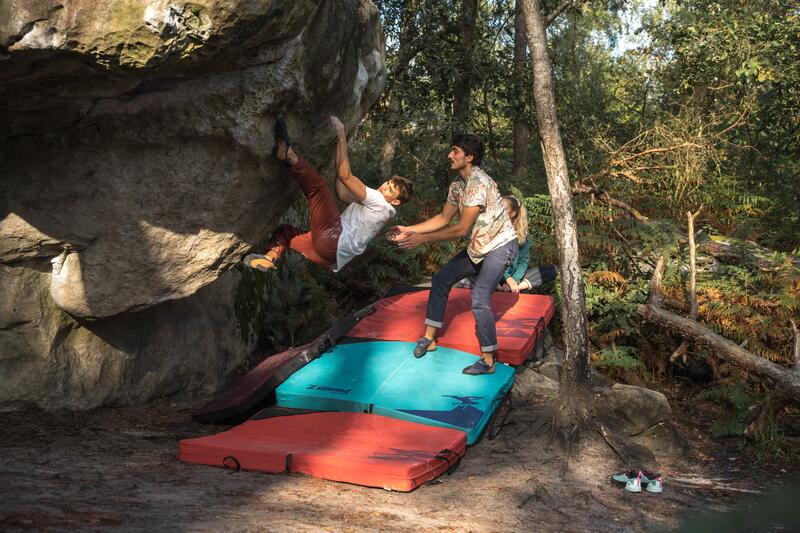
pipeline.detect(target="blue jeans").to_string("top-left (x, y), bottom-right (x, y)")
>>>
top-left (425, 239), bottom-right (518, 353)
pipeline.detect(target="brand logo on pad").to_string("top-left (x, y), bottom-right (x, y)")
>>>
top-left (306, 384), bottom-right (352, 394)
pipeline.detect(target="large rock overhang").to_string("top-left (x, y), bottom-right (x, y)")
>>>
top-left (0, 0), bottom-right (387, 319)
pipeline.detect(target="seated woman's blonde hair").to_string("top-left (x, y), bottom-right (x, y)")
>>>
top-left (503, 195), bottom-right (528, 245)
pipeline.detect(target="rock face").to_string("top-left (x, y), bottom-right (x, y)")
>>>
top-left (0, 1), bottom-right (386, 410)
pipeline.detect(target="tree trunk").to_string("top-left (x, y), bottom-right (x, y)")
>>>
top-left (379, 0), bottom-right (418, 178)
top-left (512, 0), bottom-right (529, 178)
top-left (452, 0), bottom-right (478, 131)
top-left (638, 304), bottom-right (800, 400)
top-left (521, 0), bottom-right (590, 390)
top-left (380, 96), bottom-right (400, 179)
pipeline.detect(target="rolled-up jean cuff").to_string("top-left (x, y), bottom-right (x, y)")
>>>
top-left (481, 344), bottom-right (499, 353)
top-left (424, 318), bottom-right (444, 328)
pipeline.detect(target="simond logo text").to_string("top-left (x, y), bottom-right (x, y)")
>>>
top-left (306, 384), bottom-right (352, 394)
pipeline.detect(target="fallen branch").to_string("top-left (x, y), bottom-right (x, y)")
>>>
top-left (610, 142), bottom-right (705, 167)
top-left (572, 183), bottom-right (649, 221)
top-left (637, 304), bottom-right (800, 400)
top-left (792, 320), bottom-right (799, 372)
top-left (698, 238), bottom-right (800, 271)
top-left (649, 255), bottom-right (665, 306)
top-left (669, 340), bottom-right (688, 364)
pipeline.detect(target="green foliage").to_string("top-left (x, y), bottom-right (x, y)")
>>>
top-left (647, 0), bottom-right (800, 250)
top-left (697, 383), bottom-right (756, 438)
top-left (593, 346), bottom-right (644, 370)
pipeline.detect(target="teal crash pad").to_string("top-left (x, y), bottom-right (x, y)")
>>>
top-left (275, 341), bottom-right (515, 444)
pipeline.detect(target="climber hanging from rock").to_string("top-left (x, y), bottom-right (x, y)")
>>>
top-left (245, 116), bottom-right (414, 273)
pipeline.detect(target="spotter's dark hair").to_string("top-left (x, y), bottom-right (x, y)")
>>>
top-left (451, 133), bottom-right (485, 167)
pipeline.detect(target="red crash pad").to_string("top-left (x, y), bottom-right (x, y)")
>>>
top-left (192, 304), bottom-right (375, 424)
top-left (347, 288), bottom-right (554, 365)
top-left (179, 412), bottom-right (466, 492)
top-left (191, 342), bottom-right (315, 424)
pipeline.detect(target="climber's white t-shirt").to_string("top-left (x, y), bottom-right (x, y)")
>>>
top-left (334, 186), bottom-right (395, 272)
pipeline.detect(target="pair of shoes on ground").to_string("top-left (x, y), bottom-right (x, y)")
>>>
top-left (612, 470), bottom-right (663, 494)
top-left (413, 337), bottom-right (495, 375)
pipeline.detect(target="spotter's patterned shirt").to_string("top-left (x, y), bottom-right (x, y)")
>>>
top-left (446, 166), bottom-right (516, 262)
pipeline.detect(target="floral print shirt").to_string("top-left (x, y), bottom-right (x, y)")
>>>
top-left (446, 166), bottom-right (517, 263)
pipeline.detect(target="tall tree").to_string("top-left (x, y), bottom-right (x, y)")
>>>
top-left (452, 0), bottom-right (479, 130)
top-left (379, 0), bottom-right (419, 178)
top-left (521, 0), bottom-right (591, 394)
top-left (512, 0), bottom-right (529, 178)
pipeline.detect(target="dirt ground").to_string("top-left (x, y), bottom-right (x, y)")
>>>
top-left (1, 385), bottom-right (797, 533)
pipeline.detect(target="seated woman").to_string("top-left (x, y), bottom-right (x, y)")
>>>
top-left (498, 195), bottom-right (557, 293)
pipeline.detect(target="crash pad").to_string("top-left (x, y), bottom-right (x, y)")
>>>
top-left (275, 341), bottom-right (515, 444)
top-left (346, 289), bottom-right (554, 365)
top-left (192, 304), bottom-right (375, 424)
top-left (179, 412), bottom-right (466, 492)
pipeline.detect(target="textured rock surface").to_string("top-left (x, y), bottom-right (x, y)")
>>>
top-left (0, 0), bottom-right (385, 410)
top-left (511, 367), bottom-right (559, 401)
top-left (594, 383), bottom-right (673, 435)
top-left (630, 421), bottom-right (689, 459)
top-left (0, 261), bottom-right (247, 410)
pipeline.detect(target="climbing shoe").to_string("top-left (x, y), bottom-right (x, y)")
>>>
top-left (462, 359), bottom-right (495, 375)
top-left (413, 337), bottom-right (436, 358)
top-left (274, 117), bottom-right (292, 160)
top-left (244, 253), bottom-right (276, 272)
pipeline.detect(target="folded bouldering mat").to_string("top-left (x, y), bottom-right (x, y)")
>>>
top-left (275, 341), bottom-right (515, 444)
top-left (179, 412), bottom-right (466, 491)
top-left (192, 305), bottom-right (375, 424)
top-left (345, 289), bottom-right (554, 365)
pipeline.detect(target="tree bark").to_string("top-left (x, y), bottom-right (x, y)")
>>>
top-left (453, 0), bottom-right (479, 131)
top-left (512, 0), bottom-right (529, 178)
top-left (521, 0), bottom-right (590, 389)
top-left (638, 304), bottom-right (800, 400)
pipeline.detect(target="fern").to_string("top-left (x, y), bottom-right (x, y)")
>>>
top-left (697, 383), bottom-right (757, 438)
top-left (593, 346), bottom-right (644, 370)
top-left (709, 418), bottom-right (748, 438)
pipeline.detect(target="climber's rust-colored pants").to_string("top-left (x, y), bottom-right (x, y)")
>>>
top-left (265, 155), bottom-right (341, 268)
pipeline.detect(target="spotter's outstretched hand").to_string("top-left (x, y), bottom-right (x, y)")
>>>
top-left (394, 231), bottom-right (426, 249)
top-left (385, 225), bottom-right (408, 241)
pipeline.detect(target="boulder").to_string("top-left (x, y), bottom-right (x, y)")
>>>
top-left (512, 366), bottom-right (559, 401)
top-left (1, 0), bottom-right (385, 320)
top-left (630, 421), bottom-right (689, 459)
top-left (536, 360), bottom-right (561, 382)
top-left (0, 262), bottom-right (247, 411)
top-left (594, 384), bottom-right (672, 435)
top-left (0, 0), bottom-right (386, 410)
